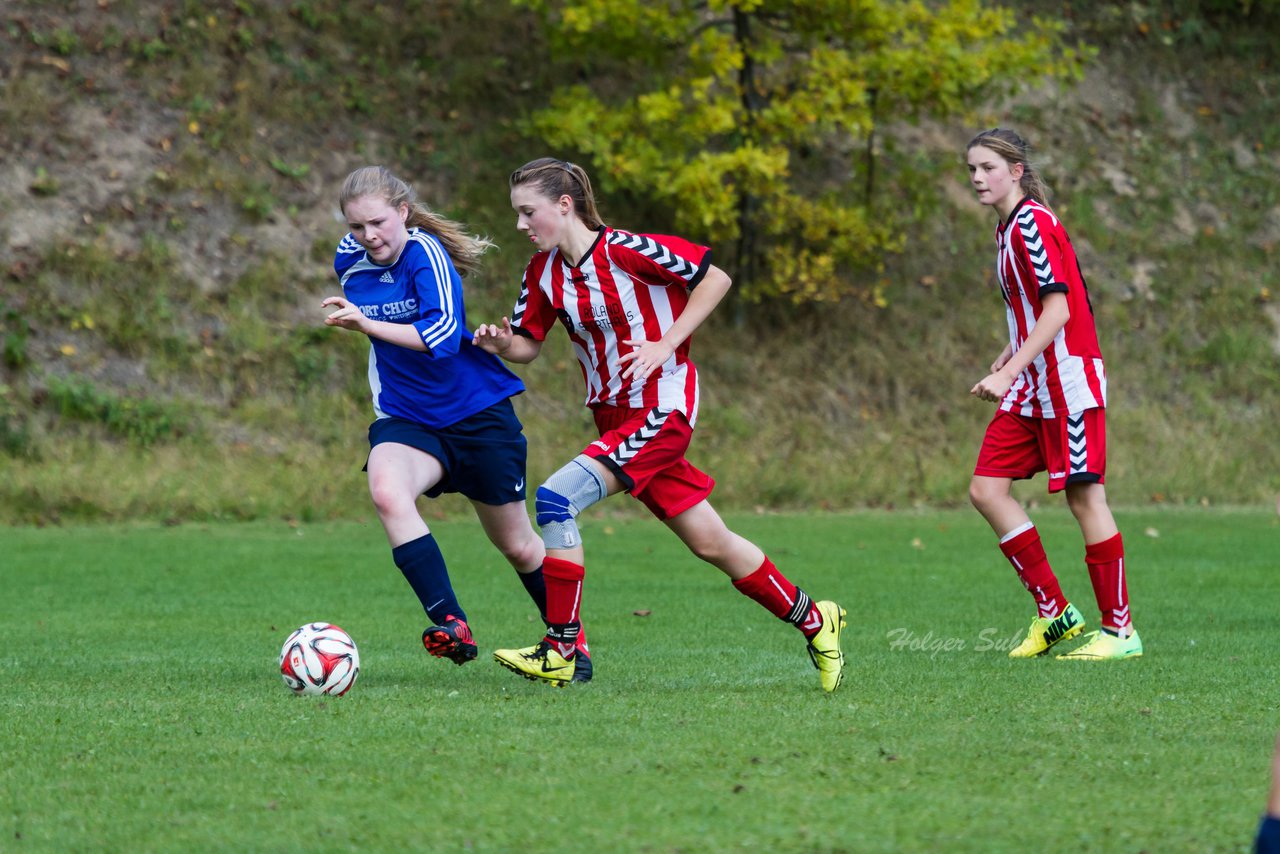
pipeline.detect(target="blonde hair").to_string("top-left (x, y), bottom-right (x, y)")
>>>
top-left (339, 166), bottom-right (493, 277)
top-left (509, 157), bottom-right (604, 229)
top-left (966, 128), bottom-right (1050, 205)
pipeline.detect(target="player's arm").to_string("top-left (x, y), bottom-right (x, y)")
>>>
top-left (403, 243), bottom-right (469, 358)
top-left (990, 342), bottom-right (1014, 373)
top-left (621, 264), bottom-right (731, 381)
top-left (322, 296), bottom-right (429, 351)
top-left (474, 317), bottom-right (542, 363)
top-left (970, 292), bottom-right (1069, 402)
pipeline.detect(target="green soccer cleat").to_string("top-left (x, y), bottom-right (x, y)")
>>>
top-left (493, 641), bottom-right (576, 686)
top-left (1008, 603), bottom-right (1086, 658)
top-left (806, 600), bottom-right (847, 693)
top-left (1057, 628), bottom-right (1144, 660)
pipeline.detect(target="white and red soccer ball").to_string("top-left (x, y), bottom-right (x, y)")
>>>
top-left (279, 622), bottom-right (360, 696)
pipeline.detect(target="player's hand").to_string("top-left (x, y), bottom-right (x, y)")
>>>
top-left (473, 317), bottom-right (514, 354)
top-left (620, 338), bottom-right (673, 382)
top-left (322, 296), bottom-right (367, 332)
top-left (970, 370), bottom-right (1013, 403)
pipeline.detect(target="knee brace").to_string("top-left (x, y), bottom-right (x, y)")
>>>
top-left (534, 456), bottom-right (607, 550)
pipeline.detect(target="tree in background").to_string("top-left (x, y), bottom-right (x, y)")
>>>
top-left (514, 0), bottom-right (1089, 303)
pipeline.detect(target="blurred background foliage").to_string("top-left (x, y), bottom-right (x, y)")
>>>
top-left (0, 0), bottom-right (1277, 523)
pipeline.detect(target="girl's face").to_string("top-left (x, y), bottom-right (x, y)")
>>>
top-left (511, 184), bottom-right (573, 252)
top-left (344, 194), bottom-right (409, 265)
top-left (966, 145), bottom-right (1025, 216)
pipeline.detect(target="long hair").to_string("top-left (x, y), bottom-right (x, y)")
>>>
top-left (508, 157), bottom-right (604, 229)
top-left (339, 166), bottom-right (493, 277)
top-left (966, 128), bottom-right (1050, 205)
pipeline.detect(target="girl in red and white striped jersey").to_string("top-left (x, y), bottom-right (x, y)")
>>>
top-left (965, 128), bottom-right (1142, 661)
top-left (474, 157), bottom-right (847, 691)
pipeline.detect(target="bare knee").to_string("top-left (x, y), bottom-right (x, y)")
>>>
top-left (368, 478), bottom-right (417, 523)
top-left (969, 477), bottom-right (1002, 514)
top-left (493, 530), bottom-right (543, 571)
top-left (680, 525), bottom-right (733, 565)
top-left (1066, 481), bottom-right (1108, 519)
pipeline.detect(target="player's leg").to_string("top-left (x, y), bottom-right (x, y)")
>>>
top-left (1038, 408), bottom-right (1141, 660)
top-left (492, 455), bottom-right (621, 685)
top-left (968, 473), bottom-right (1030, 535)
top-left (664, 499), bottom-right (846, 692)
top-left (972, 412), bottom-right (1079, 657)
top-left (1057, 483), bottom-right (1142, 660)
top-left (470, 498), bottom-right (544, 589)
top-left (496, 407), bottom-right (678, 688)
top-left (367, 439), bottom-right (477, 665)
top-left (471, 498), bottom-right (595, 682)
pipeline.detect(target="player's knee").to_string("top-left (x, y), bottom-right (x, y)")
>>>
top-left (968, 478), bottom-right (998, 511)
top-left (1065, 481), bottom-right (1106, 516)
top-left (681, 526), bottom-right (726, 563)
top-left (368, 479), bottom-right (414, 521)
top-left (493, 529), bottom-right (542, 570)
top-left (967, 480), bottom-right (984, 510)
top-left (534, 456), bottom-right (607, 550)
top-left (534, 485), bottom-right (573, 527)
top-left (535, 485), bottom-right (583, 550)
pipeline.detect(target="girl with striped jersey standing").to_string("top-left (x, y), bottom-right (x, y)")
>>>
top-left (965, 129), bottom-right (1142, 660)
top-left (323, 166), bottom-right (591, 679)
top-left (473, 157), bottom-right (846, 691)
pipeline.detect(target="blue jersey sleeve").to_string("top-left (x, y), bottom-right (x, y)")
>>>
top-left (405, 231), bottom-right (463, 359)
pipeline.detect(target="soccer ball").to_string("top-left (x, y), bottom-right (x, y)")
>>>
top-left (279, 622), bottom-right (360, 696)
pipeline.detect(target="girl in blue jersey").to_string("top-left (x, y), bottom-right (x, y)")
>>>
top-left (322, 166), bottom-right (590, 679)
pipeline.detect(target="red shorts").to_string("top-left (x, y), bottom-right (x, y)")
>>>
top-left (583, 406), bottom-right (714, 520)
top-left (974, 408), bottom-right (1108, 494)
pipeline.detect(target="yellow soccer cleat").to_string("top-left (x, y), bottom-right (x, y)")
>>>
top-left (806, 600), bottom-right (847, 693)
top-left (493, 641), bottom-right (576, 686)
top-left (1008, 603), bottom-right (1086, 658)
top-left (1057, 628), bottom-right (1144, 661)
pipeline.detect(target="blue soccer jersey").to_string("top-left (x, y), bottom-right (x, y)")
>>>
top-left (334, 228), bottom-right (524, 429)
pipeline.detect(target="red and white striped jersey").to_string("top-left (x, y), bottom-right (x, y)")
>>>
top-left (511, 226), bottom-right (711, 422)
top-left (993, 198), bottom-right (1107, 418)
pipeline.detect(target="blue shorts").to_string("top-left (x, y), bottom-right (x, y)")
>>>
top-left (367, 399), bottom-right (528, 506)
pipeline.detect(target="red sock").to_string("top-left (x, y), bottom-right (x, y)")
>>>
top-left (1085, 532), bottom-right (1132, 635)
top-left (732, 557), bottom-right (823, 637)
top-left (1000, 526), bottom-right (1067, 619)
top-left (542, 557), bottom-right (585, 657)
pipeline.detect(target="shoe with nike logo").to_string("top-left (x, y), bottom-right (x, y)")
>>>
top-left (493, 640), bottom-right (576, 686)
top-left (1008, 603), bottom-right (1085, 658)
top-left (806, 600), bottom-right (846, 693)
top-left (1057, 627), bottom-right (1143, 660)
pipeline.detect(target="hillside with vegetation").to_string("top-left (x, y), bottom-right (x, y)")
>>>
top-left (0, 0), bottom-right (1277, 525)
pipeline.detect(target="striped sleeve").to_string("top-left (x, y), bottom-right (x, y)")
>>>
top-left (408, 231), bottom-right (461, 357)
top-left (510, 254), bottom-right (556, 341)
top-left (606, 230), bottom-right (710, 290)
top-left (1014, 205), bottom-right (1068, 298)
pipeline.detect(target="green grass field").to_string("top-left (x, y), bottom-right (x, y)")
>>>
top-left (2, 507), bottom-right (1276, 852)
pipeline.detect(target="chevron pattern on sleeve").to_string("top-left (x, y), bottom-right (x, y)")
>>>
top-left (1015, 208), bottom-right (1054, 290)
top-left (608, 231), bottom-right (698, 280)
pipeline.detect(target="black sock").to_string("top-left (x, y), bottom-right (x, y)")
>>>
top-left (518, 565), bottom-right (548, 623)
top-left (391, 534), bottom-right (464, 625)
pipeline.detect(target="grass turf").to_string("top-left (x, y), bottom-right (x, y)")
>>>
top-left (1, 507), bottom-right (1275, 851)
